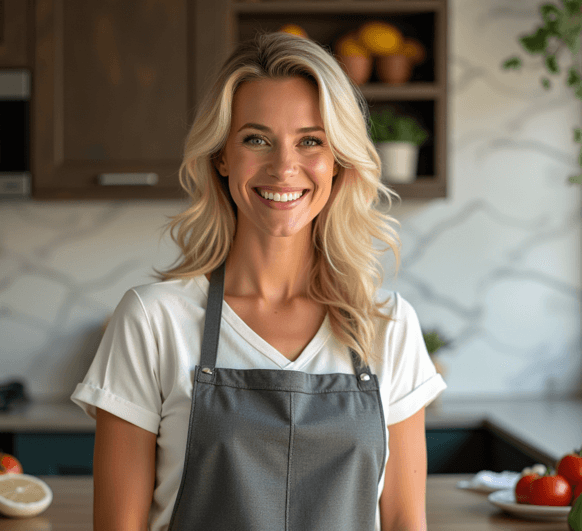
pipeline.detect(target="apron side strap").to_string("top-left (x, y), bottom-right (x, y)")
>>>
top-left (349, 348), bottom-right (372, 381)
top-left (200, 260), bottom-right (226, 369)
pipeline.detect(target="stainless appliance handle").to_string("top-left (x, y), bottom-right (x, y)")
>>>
top-left (98, 173), bottom-right (158, 186)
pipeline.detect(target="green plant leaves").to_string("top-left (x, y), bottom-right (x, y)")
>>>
top-left (541, 4), bottom-right (560, 23)
top-left (567, 67), bottom-right (581, 86)
top-left (503, 1), bottom-right (582, 185)
top-left (369, 108), bottom-right (428, 146)
top-left (562, 0), bottom-right (582, 17)
top-left (423, 331), bottom-right (449, 355)
top-left (545, 54), bottom-right (560, 73)
top-left (502, 57), bottom-right (522, 69)
top-left (521, 27), bottom-right (551, 54)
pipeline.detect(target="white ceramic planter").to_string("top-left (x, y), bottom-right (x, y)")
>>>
top-left (376, 142), bottom-right (419, 183)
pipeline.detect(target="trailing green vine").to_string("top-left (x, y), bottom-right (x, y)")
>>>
top-left (502, 0), bottom-right (582, 184)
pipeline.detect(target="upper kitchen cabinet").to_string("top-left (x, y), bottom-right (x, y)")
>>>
top-left (228, 0), bottom-right (448, 199)
top-left (0, 0), bottom-right (32, 67)
top-left (32, 0), bottom-right (230, 200)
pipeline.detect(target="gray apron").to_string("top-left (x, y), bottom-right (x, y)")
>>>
top-left (168, 261), bottom-right (387, 530)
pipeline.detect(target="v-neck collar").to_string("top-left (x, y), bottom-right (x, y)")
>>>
top-left (194, 274), bottom-right (331, 370)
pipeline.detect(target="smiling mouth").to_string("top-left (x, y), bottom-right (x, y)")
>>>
top-left (254, 189), bottom-right (307, 202)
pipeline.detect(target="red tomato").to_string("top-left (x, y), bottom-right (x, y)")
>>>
top-left (0, 451), bottom-right (23, 474)
top-left (557, 453), bottom-right (582, 489)
top-left (573, 482), bottom-right (582, 506)
top-left (530, 475), bottom-right (572, 506)
top-left (515, 474), bottom-right (539, 504)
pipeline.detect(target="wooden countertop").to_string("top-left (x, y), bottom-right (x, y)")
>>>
top-left (0, 475), bottom-right (570, 530)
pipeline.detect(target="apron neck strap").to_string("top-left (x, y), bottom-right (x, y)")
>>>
top-left (201, 260), bottom-right (373, 379)
top-left (200, 260), bottom-right (226, 369)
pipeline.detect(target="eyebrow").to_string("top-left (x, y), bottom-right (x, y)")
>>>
top-left (237, 122), bottom-right (325, 134)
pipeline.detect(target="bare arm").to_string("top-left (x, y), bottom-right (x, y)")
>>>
top-left (93, 407), bottom-right (157, 531)
top-left (379, 407), bottom-right (428, 531)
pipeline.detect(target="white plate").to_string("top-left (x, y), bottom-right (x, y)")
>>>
top-left (488, 490), bottom-right (571, 521)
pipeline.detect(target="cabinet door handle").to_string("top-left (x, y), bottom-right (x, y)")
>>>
top-left (98, 173), bottom-right (158, 186)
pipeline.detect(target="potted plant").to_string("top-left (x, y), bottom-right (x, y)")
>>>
top-left (501, 0), bottom-right (582, 184)
top-left (334, 30), bottom-right (373, 86)
top-left (369, 108), bottom-right (429, 183)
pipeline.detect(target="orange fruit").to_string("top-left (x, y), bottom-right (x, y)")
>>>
top-left (279, 24), bottom-right (308, 39)
top-left (358, 21), bottom-right (403, 55)
top-left (0, 474), bottom-right (53, 517)
top-left (335, 31), bottom-right (370, 58)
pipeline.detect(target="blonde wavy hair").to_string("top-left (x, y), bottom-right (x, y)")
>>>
top-left (156, 31), bottom-right (401, 366)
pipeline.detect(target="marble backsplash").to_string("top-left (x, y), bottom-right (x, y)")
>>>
top-left (1, 0), bottom-right (581, 402)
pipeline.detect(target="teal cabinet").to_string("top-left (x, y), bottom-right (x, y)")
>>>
top-left (13, 433), bottom-right (94, 475)
top-left (426, 428), bottom-right (545, 474)
top-left (3, 428), bottom-right (543, 476)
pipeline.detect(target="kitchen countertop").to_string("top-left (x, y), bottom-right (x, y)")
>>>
top-left (425, 398), bottom-right (582, 465)
top-left (0, 474), bottom-right (571, 530)
top-left (1, 397), bottom-right (581, 465)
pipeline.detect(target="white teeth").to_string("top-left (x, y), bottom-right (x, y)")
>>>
top-left (259, 190), bottom-right (304, 202)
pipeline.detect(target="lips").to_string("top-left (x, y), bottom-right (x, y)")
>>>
top-left (253, 187), bottom-right (308, 202)
top-left (253, 187), bottom-right (309, 209)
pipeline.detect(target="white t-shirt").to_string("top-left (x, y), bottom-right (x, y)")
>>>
top-left (71, 274), bottom-right (446, 531)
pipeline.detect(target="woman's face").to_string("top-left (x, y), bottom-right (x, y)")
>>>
top-left (216, 76), bottom-right (338, 239)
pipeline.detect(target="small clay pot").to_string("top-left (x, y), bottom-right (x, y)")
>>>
top-left (337, 54), bottom-right (373, 85)
top-left (376, 54), bottom-right (412, 85)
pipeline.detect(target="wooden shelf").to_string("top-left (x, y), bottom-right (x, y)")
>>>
top-left (232, 1), bottom-right (444, 15)
top-left (232, 0), bottom-right (448, 199)
top-left (387, 177), bottom-right (446, 199)
top-left (359, 82), bottom-right (442, 100)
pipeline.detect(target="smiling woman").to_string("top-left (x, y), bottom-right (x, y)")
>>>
top-left (215, 77), bottom-right (337, 239)
top-left (70, 31), bottom-right (446, 531)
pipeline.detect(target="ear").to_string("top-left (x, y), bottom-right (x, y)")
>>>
top-left (215, 152), bottom-right (229, 177)
top-left (333, 161), bottom-right (340, 177)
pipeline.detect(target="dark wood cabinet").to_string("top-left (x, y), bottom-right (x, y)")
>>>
top-left (0, 0), bottom-right (32, 67)
top-left (30, 0), bottom-right (446, 200)
top-left (32, 0), bottom-right (230, 199)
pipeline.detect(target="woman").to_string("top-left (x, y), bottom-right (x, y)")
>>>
top-left (71, 32), bottom-right (446, 531)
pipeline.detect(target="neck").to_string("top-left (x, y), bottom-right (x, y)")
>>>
top-left (223, 220), bottom-right (315, 305)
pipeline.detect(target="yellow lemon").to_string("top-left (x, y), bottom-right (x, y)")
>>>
top-left (335, 32), bottom-right (370, 58)
top-left (279, 24), bottom-right (308, 39)
top-left (358, 21), bottom-right (403, 55)
top-left (0, 474), bottom-right (53, 518)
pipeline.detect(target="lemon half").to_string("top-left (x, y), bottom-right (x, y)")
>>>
top-left (0, 474), bottom-right (53, 518)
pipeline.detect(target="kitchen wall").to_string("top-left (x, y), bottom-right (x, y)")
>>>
top-left (1, 0), bottom-right (580, 403)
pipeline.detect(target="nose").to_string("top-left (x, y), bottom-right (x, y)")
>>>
top-left (266, 143), bottom-right (298, 179)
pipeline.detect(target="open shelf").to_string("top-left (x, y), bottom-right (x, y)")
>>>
top-left (229, 0), bottom-right (448, 199)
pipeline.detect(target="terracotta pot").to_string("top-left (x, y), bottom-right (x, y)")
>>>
top-left (376, 54), bottom-right (412, 85)
top-left (337, 54), bottom-right (373, 85)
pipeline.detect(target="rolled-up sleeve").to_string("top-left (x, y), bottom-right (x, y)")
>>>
top-left (70, 289), bottom-right (162, 434)
top-left (382, 295), bottom-right (447, 425)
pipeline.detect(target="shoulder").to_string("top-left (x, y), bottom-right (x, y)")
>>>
top-left (369, 289), bottom-right (426, 372)
top-left (111, 275), bottom-right (208, 326)
top-left (375, 288), bottom-right (419, 324)
top-left (127, 275), bottom-right (207, 309)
